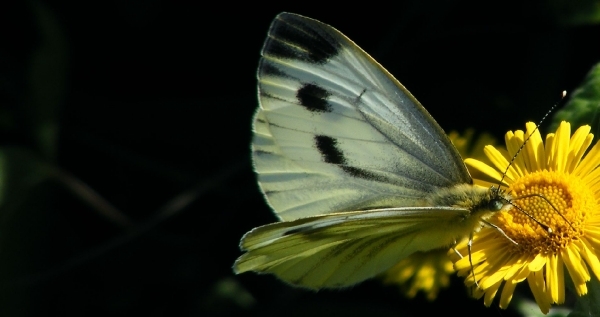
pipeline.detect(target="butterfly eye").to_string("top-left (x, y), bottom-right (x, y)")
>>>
top-left (489, 199), bottom-right (504, 211)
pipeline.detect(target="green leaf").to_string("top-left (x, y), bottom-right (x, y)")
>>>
top-left (550, 62), bottom-right (600, 134)
top-left (569, 277), bottom-right (600, 317)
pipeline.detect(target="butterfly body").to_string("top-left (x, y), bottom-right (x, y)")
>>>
top-left (234, 13), bottom-right (511, 289)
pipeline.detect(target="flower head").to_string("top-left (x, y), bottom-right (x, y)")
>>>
top-left (453, 121), bottom-right (600, 314)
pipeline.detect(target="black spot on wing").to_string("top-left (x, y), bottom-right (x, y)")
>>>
top-left (297, 84), bottom-right (331, 113)
top-left (264, 13), bottom-right (342, 64)
top-left (315, 135), bottom-right (345, 165)
top-left (346, 166), bottom-right (401, 183)
top-left (315, 135), bottom-right (396, 183)
top-left (341, 166), bottom-right (380, 180)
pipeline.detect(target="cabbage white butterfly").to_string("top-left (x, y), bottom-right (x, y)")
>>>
top-left (234, 12), bottom-right (512, 289)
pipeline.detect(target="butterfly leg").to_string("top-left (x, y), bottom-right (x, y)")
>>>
top-left (452, 247), bottom-right (464, 259)
top-left (481, 219), bottom-right (518, 245)
top-left (451, 239), bottom-right (464, 258)
top-left (467, 232), bottom-right (479, 288)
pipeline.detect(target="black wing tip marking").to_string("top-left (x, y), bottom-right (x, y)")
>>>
top-left (263, 13), bottom-right (342, 64)
top-left (297, 84), bottom-right (332, 113)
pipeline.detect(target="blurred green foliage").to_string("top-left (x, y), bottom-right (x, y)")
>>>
top-left (550, 63), bottom-right (600, 135)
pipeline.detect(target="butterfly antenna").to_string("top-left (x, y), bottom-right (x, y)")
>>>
top-left (510, 193), bottom-right (575, 232)
top-left (494, 91), bottom-right (568, 196)
top-left (492, 91), bottom-right (570, 235)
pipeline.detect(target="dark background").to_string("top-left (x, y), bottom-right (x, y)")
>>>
top-left (1, 1), bottom-right (598, 316)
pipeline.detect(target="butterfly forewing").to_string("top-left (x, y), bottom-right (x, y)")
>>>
top-left (254, 13), bottom-right (471, 221)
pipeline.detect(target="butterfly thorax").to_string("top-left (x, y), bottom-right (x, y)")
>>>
top-left (425, 184), bottom-right (512, 221)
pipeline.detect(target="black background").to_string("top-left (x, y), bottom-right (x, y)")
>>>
top-left (1, 1), bottom-right (598, 316)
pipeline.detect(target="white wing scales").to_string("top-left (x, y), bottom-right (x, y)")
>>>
top-left (254, 112), bottom-right (436, 221)
top-left (254, 13), bottom-right (471, 221)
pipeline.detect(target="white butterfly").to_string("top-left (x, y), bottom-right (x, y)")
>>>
top-left (234, 12), bottom-right (511, 289)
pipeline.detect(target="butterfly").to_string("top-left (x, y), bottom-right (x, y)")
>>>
top-left (233, 12), bottom-right (512, 289)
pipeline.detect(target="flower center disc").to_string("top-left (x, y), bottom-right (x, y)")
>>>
top-left (495, 171), bottom-right (595, 255)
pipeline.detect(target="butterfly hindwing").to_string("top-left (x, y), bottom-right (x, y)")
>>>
top-left (254, 13), bottom-right (472, 221)
top-left (235, 206), bottom-right (470, 288)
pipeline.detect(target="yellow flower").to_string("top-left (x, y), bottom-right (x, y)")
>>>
top-left (382, 249), bottom-right (454, 300)
top-left (452, 121), bottom-right (600, 314)
top-left (383, 130), bottom-right (496, 300)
